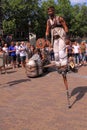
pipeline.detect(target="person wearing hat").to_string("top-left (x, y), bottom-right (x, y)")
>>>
top-left (45, 6), bottom-right (69, 70)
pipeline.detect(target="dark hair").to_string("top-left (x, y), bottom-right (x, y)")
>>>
top-left (34, 48), bottom-right (40, 54)
top-left (0, 46), bottom-right (2, 51)
top-left (47, 6), bottom-right (55, 11)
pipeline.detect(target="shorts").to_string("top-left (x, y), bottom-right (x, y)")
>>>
top-left (20, 56), bottom-right (26, 62)
top-left (16, 54), bottom-right (21, 63)
top-left (11, 55), bottom-right (16, 62)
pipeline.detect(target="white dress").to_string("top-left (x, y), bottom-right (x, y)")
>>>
top-left (47, 16), bottom-right (67, 67)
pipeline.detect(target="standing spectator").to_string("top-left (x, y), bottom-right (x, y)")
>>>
top-left (85, 42), bottom-right (87, 63)
top-left (15, 42), bottom-right (21, 67)
top-left (73, 41), bottom-right (80, 66)
top-left (1, 40), bottom-right (5, 47)
top-left (66, 42), bottom-right (73, 58)
top-left (0, 36), bottom-right (2, 46)
top-left (49, 44), bottom-right (55, 61)
top-left (19, 41), bottom-right (27, 68)
top-left (80, 41), bottom-right (86, 65)
top-left (26, 42), bottom-right (32, 60)
top-left (0, 46), bottom-right (6, 74)
top-left (30, 45), bottom-right (35, 56)
top-left (8, 41), bottom-right (16, 69)
top-left (5, 34), bottom-right (13, 47)
top-left (2, 43), bottom-right (9, 66)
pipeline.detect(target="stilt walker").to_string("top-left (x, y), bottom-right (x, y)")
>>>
top-left (45, 6), bottom-right (71, 108)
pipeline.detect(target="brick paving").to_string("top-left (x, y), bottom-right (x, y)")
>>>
top-left (0, 66), bottom-right (87, 130)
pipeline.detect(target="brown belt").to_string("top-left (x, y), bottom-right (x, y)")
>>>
top-left (53, 35), bottom-right (60, 39)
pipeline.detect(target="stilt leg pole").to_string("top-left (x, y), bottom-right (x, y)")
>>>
top-left (62, 73), bottom-right (71, 108)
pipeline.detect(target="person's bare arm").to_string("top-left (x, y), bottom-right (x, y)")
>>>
top-left (59, 17), bottom-right (68, 33)
top-left (45, 21), bottom-right (50, 38)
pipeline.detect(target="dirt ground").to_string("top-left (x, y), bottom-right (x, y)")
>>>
top-left (0, 66), bottom-right (87, 130)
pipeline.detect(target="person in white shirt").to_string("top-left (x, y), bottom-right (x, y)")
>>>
top-left (73, 41), bottom-right (80, 66)
top-left (19, 41), bottom-right (27, 68)
top-left (2, 43), bottom-right (9, 66)
top-left (15, 42), bottom-right (21, 67)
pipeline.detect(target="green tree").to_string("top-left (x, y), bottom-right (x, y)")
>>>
top-left (70, 4), bottom-right (87, 37)
top-left (1, 0), bottom-right (87, 40)
top-left (3, 19), bottom-right (16, 34)
top-left (2, 0), bottom-right (42, 39)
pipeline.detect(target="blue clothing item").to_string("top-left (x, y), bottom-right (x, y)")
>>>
top-left (9, 45), bottom-right (16, 56)
top-left (81, 52), bottom-right (86, 62)
top-left (74, 53), bottom-right (80, 64)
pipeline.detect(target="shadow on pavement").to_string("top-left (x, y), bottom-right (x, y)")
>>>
top-left (41, 67), bottom-right (56, 77)
top-left (27, 68), bottom-right (56, 79)
top-left (70, 86), bottom-right (87, 108)
top-left (7, 70), bottom-right (17, 74)
top-left (7, 78), bottom-right (31, 86)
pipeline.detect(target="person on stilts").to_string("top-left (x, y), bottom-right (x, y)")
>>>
top-left (45, 6), bottom-right (71, 108)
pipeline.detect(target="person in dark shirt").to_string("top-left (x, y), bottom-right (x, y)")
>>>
top-left (66, 42), bottom-right (73, 58)
top-left (9, 41), bottom-right (16, 69)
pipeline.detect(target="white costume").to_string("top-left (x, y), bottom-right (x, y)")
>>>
top-left (47, 16), bottom-right (67, 67)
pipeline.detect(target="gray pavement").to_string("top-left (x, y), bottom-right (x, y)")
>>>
top-left (0, 66), bottom-right (87, 130)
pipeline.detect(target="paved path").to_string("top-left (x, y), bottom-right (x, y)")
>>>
top-left (0, 66), bottom-right (87, 130)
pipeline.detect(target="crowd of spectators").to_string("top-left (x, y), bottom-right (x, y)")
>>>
top-left (66, 40), bottom-right (87, 67)
top-left (0, 41), bottom-right (35, 70)
top-left (0, 35), bottom-right (87, 74)
top-left (0, 37), bottom-right (54, 73)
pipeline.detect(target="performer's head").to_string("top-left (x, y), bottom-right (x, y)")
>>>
top-left (47, 6), bottom-right (55, 18)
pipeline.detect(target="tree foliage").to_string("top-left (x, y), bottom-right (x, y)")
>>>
top-left (1, 0), bottom-right (87, 39)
